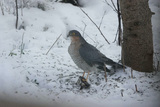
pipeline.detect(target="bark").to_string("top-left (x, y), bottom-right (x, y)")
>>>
top-left (120, 0), bottom-right (153, 72)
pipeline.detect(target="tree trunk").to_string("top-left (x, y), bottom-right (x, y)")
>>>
top-left (120, 0), bottom-right (153, 72)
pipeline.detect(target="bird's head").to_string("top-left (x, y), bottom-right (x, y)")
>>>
top-left (67, 30), bottom-right (85, 42)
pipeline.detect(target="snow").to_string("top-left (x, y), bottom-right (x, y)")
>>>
top-left (0, 0), bottom-right (160, 107)
top-left (149, 0), bottom-right (160, 68)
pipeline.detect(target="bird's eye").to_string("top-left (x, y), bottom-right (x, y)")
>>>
top-left (72, 32), bottom-right (75, 35)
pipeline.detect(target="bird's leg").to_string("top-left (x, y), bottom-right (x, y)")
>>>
top-left (79, 72), bottom-right (87, 82)
top-left (82, 72), bottom-right (85, 77)
top-left (78, 72), bottom-right (90, 89)
top-left (103, 63), bottom-right (107, 82)
top-left (86, 72), bottom-right (90, 81)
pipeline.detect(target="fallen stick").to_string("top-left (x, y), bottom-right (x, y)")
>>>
top-left (46, 34), bottom-right (62, 55)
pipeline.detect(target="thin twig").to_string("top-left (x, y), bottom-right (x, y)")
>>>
top-left (75, 25), bottom-right (96, 43)
top-left (21, 0), bottom-right (23, 16)
top-left (121, 91), bottom-right (123, 97)
top-left (121, 89), bottom-right (124, 97)
top-left (57, 74), bottom-right (76, 80)
top-left (82, 21), bottom-right (87, 37)
top-left (15, 0), bottom-right (18, 29)
top-left (105, 0), bottom-right (122, 45)
top-left (131, 68), bottom-right (133, 78)
top-left (20, 32), bottom-right (25, 58)
top-left (46, 34), bottom-right (62, 55)
top-left (0, 1), bottom-right (4, 15)
top-left (99, 11), bottom-right (106, 29)
top-left (111, 0), bottom-right (118, 12)
top-left (135, 84), bottom-right (138, 92)
top-left (79, 7), bottom-right (110, 44)
top-left (8, 45), bottom-right (16, 56)
top-left (113, 27), bottom-right (119, 43)
top-left (122, 47), bottom-right (126, 72)
top-left (105, 0), bottom-right (117, 13)
top-left (104, 63), bottom-right (107, 82)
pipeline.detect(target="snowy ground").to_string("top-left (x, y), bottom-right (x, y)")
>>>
top-left (0, 0), bottom-right (160, 107)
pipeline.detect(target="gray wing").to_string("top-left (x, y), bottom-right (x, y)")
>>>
top-left (79, 43), bottom-right (114, 67)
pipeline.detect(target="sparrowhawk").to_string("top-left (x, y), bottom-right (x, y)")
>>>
top-left (67, 30), bottom-right (124, 84)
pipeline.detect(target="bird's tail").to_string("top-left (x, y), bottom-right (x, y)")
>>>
top-left (103, 58), bottom-right (125, 69)
top-left (97, 62), bottom-right (125, 72)
top-left (97, 60), bottom-right (125, 72)
top-left (97, 66), bottom-right (111, 72)
top-left (111, 62), bottom-right (125, 69)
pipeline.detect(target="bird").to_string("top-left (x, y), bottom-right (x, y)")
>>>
top-left (67, 30), bottom-right (124, 83)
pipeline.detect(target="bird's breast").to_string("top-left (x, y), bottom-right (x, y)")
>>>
top-left (68, 43), bottom-right (82, 66)
top-left (68, 43), bottom-right (97, 72)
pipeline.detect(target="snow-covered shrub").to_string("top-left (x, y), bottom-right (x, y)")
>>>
top-left (2, 0), bottom-right (51, 14)
top-left (37, 2), bottom-right (46, 11)
top-left (22, 0), bottom-right (48, 10)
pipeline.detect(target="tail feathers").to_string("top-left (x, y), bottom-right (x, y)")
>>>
top-left (112, 63), bottom-right (125, 69)
top-left (97, 62), bottom-right (125, 72)
top-left (97, 66), bottom-right (111, 72)
top-left (104, 59), bottom-right (125, 69)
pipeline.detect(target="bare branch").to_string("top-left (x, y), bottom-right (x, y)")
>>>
top-left (103, 63), bottom-right (107, 82)
top-left (131, 68), bottom-right (133, 78)
top-left (135, 84), bottom-right (139, 92)
top-left (82, 21), bottom-right (87, 37)
top-left (75, 25), bottom-right (96, 43)
top-left (105, 0), bottom-right (122, 45)
top-left (122, 47), bottom-right (126, 72)
top-left (111, 0), bottom-right (118, 12)
top-left (20, 32), bottom-right (25, 58)
top-left (112, 27), bottom-right (119, 43)
top-left (46, 34), bottom-right (62, 55)
top-left (21, 0), bottom-right (23, 16)
top-left (80, 7), bottom-right (110, 44)
top-left (99, 11), bottom-right (106, 29)
top-left (15, 0), bottom-right (18, 29)
top-left (105, 0), bottom-right (117, 13)
top-left (0, 1), bottom-right (4, 15)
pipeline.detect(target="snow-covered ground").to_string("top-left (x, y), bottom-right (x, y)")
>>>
top-left (0, 0), bottom-right (160, 107)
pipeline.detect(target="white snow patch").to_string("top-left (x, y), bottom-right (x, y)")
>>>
top-left (0, 0), bottom-right (160, 106)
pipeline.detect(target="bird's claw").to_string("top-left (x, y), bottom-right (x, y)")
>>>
top-left (76, 76), bottom-right (90, 90)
